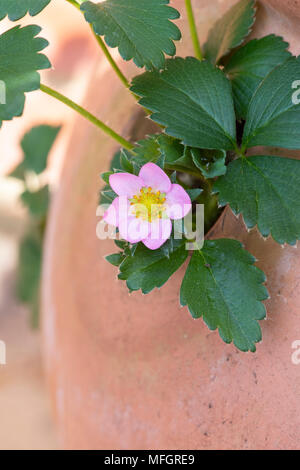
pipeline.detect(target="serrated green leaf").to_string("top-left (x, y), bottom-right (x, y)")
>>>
top-left (81, 0), bottom-right (181, 70)
top-left (242, 57), bottom-right (300, 150)
top-left (214, 155), bottom-right (300, 245)
top-left (118, 239), bottom-right (188, 294)
top-left (0, 25), bottom-right (50, 126)
top-left (131, 57), bottom-right (237, 150)
top-left (191, 148), bottom-right (227, 178)
top-left (225, 35), bottom-right (291, 119)
top-left (21, 125), bottom-right (60, 174)
top-left (180, 239), bottom-right (268, 352)
top-left (0, 0), bottom-right (51, 21)
top-left (21, 186), bottom-right (49, 217)
top-left (204, 0), bottom-right (255, 64)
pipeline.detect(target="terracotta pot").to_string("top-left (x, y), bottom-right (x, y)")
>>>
top-left (42, 0), bottom-right (300, 449)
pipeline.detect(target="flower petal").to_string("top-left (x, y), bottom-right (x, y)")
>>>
top-left (142, 218), bottom-right (172, 250)
top-left (109, 173), bottom-right (144, 197)
top-left (102, 197), bottom-right (120, 226)
top-left (119, 214), bottom-right (150, 244)
top-left (166, 184), bottom-right (192, 220)
top-left (139, 162), bottom-right (171, 193)
top-left (102, 196), bottom-right (129, 227)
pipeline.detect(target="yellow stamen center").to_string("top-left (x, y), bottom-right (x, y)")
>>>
top-left (129, 187), bottom-right (167, 222)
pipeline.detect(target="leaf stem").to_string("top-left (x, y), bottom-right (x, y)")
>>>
top-left (91, 29), bottom-right (130, 88)
top-left (40, 84), bottom-right (134, 151)
top-left (185, 0), bottom-right (203, 60)
top-left (65, 0), bottom-right (130, 89)
top-left (65, 0), bottom-right (80, 9)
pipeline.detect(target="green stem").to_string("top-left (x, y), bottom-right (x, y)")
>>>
top-left (40, 84), bottom-right (134, 151)
top-left (65, 0), bottom-right (130, 88)
top-left (185, 0), bottom-right (203, 60)
top-left (91, 30), bottom-right (130, 88)
top-left (65, 0), bottom-right (80, 8)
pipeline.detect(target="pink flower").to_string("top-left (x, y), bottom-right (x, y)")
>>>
top-left (103, 162), bottom-right (192, 250)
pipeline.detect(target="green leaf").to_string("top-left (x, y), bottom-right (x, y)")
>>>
top-left (100, 188), bottom-right (117, 204)
top-left (180, 239), bottom-right (268, 352)
top-left (17, 234), bottom-right (41, 304)
top-left (191, 148), bottom-right (227, 178)
top-left (167, 146), bottom-right (196, 172)
top-left (242, 57), bottom-right (300, 150)
top-left (21, 186), bottom-right (49, 217)
top-left (9, 161), bottom-right (27, 181)
top-left (157, 134), bottom-right (182, 164)
top-left (0, 25), bottom-right (51, 126)
top-left (133, 135), bottom-right (161, 168)
top-left (118, 239), bottom-right (188, 294)
top-left (101, 171), bottom-right (113, 185)
top-left (214, 155), bottom-right (300, 245)
top-left (133, 134), bottom-right (197, 172)
top-left (225, 35), bottom-right (291, 119)
top-left (81, 0), bottom-right (181, 70)
top-left (120, 150), bottom-right (134, 173)
top-left (204, 0), bottom-right (255, 64)
top-left (21, 125), bottom-right (60, 174)
top-left (106, 252), bottom-right (125, 266)
top-left (186, 188), bottom-right (202, 201)
top-left (0, 0), bottom-right (51, 21)
top-left (131, 57), bottom-right (237, 150)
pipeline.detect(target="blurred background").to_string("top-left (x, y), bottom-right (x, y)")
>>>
top-left (0, 0), bottom-right (235, 450)
top-left (0, 0), bottom-right (101, 449)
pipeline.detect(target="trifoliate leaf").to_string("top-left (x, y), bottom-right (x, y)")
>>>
top-left (204, 0), bottom-right (255, 64)
top-left (118, 239), bottom-right (188, 294)
top-left (214, 155), bottom-right (300, 245)
top-left (0, 0), bottom-right (51, 21)
top-left (81, 0), bottom-right (181, 70)
top-left (180, 239), bottom-right (268, 352)
top-left (242, 57), bottom-right (300, 150)
top-left (20, 125), bottom-right (60, 174)
top-left (0, 25), bottom-right (51, 126)
top-left (191, 148), bottom-right (227, 178)
top-left (21, 186), bottom-right (49, 217)
top-left (131, 57), bottom-right (237, 150)
top-left (225, 35), bottom-right (291, 119)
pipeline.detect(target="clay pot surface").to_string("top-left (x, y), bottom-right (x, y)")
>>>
top-left (42, 0), bottom-right (300, 449)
